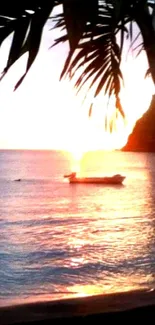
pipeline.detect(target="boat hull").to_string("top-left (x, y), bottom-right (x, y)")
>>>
top-left (68, 175), bottom-right (125, 185)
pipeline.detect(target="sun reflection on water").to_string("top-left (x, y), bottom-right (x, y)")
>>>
top-left (1, 151), bottom-right (155, 307)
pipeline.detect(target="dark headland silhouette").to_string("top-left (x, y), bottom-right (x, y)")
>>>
top-left (122, 95), bottom-right (155, 152)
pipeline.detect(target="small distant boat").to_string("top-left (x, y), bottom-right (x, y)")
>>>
top-left (64, 172), bottom-right (125, 185)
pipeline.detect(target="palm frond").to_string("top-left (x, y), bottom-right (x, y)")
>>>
top-left (134, 42), bottom-right (144, 57)
top-left (52, 0), bottom-right (99, 79)
top-left (4, 17), bottom-right (30, 72)
top-left (145, 67), bottom-right (151, 78)
top-left (0, 2), bottom-right (55, 85)
top-left (0, 18), bottom-right (18, 48)
top-left (62, 0), bottom-right (96, 51)
top-left (58, 2), bottom-right (124, 116)
top-left (1, 0), bottom-right (153, 122)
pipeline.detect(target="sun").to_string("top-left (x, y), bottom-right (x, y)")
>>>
top-left (65, 50), bottom-right (154, 164)
top-left (0, 39), bottom-right (153, 152)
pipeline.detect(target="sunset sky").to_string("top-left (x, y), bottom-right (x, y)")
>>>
top-left (0, 6), bottom-right (154, 153)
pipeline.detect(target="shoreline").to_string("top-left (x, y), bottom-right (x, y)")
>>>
top-left (1, 289), bottom-right (155, 324)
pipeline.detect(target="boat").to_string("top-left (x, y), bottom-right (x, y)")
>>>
top-left (64, 172), bottom-right (125, 185)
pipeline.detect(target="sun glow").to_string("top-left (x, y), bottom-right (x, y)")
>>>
top-left (66, 51), bottom-right (154, 166)
top-left (0, 26), bottom-right (154, 153)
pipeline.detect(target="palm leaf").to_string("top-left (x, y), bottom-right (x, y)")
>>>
top-left (0, 18), bottom-right (18, 48)
top-left (0, 0), bottom-right (129, 116)
top-left (94, 67), bottom-right (111, 97)
top-left (26, 5), bottom-right (53, 72)
top-left (51, 34), bottom-right (68, 48)
top-left (62, 0), bottom-right (98, 50)
top-left (145, 68), bottom-right (151, 78)
top-left (14, 4), bottom-right (54, 89)
top-left (57, 1), bottom-right (125, 116)
top-left (76, 61), bottom-right (110, 95)
top-left (0, 2), bottom-right (55, 86)
top-left (54, 0), bottom-right (99, 79)
top-left (3, 17), bottom-right (30, 76)
top-left (62, 0), bottom-right (88, 51)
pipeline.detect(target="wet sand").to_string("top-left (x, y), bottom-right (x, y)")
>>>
top-left (1, 289), bottom-right (155, 324)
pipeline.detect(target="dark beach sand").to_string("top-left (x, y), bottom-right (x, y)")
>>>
top-left (1, 289), bottom-right (155, 324)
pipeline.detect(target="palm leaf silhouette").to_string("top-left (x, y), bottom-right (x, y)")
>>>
top-left (0, 2), bottom-right (55, 88)
top-left (0, 0), bottom-right (155, 120)
top-left (57, 3), bottom-right (125, 116)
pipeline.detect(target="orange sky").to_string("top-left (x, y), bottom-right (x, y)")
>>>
top-left (0, 9), bottom-right (154, 153)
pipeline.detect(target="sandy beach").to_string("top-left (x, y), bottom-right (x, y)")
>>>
top-left (1, 289), bottom-right (155, 324)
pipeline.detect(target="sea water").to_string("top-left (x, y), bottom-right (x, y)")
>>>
top-left (0, 149), bottom-right (155, 306)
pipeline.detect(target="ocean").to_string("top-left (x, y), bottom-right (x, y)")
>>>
top-left (0, 149), bottom-right (155, 307)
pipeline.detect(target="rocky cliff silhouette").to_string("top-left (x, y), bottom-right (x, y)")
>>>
top-left (122, 95), bottom-right (155, 152)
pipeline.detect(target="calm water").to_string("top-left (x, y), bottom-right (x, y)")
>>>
top-left (0, 149), bottom-right (155, 307)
